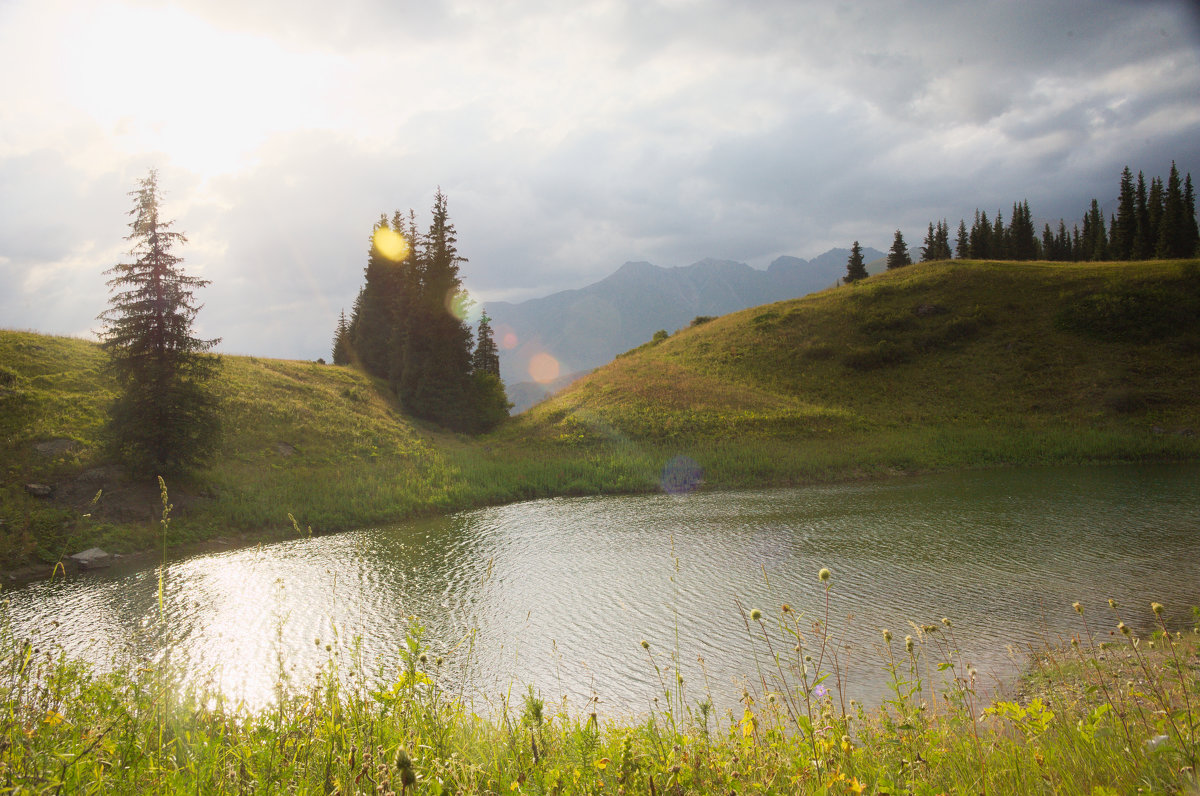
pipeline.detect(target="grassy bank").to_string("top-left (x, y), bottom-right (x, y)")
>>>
top-left (3, 258), bottom-right (1200, 572)
top-left (0, 580), bottom-right (1195, 793)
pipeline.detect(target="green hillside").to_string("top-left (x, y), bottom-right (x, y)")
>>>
top-left (503, 259), bottom-right (1200, 478)
top-left (3, 259), bottom-right (1200, 571)
top-left (0, 331), bottom-right (465, 566)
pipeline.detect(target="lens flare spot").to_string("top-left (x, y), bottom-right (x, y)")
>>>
top-left (444, 289), bottom-right (473, 321)
top-left (373, 227), bottom-right (410, 262)
top-left (529, 352), bottom-right (560, 384)
top-left (661, 455), bottom-right (703, 494)
top-left (496, 324), bottom-right (519, 351)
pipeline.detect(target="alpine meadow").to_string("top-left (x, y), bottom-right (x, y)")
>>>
top-left (3, 2), bottom-right (1200, 792)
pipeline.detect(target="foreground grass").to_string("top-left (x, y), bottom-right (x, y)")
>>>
top-left (1, 582), bottom-right (1196, 794)
top-left (3, 259), bottom-right (1200, 571)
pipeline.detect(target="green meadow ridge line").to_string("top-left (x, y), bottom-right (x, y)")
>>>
top-left (3, 258), bottom-right (1200, 573)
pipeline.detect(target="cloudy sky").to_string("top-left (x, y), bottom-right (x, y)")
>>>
top-left (2, 0), bottom-right (1199, 360)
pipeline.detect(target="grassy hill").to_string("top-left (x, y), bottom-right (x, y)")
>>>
top-left (3, 258), bottom-right (1200, 570)
top-left (0, 331), bottom-right (468, 566)
top-left (501, 259), bottom-right (1200, 480)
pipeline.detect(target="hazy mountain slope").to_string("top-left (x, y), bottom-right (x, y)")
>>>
top-left (487, 247), bottom-right (884, 398)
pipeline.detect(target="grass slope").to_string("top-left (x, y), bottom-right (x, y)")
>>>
top-left (505, 259), bottom-right (1200, 482)
top-left (3, 259), bottom-right (1200, 569)
top-left (0, 331), bottom-right (464, 566)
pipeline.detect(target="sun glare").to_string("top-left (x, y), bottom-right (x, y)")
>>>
top-left (373, 227), bottom-right (411, 262)
top-left (444, 289), bottom-right (473, 321)
top-left (58, 5), bottom-right (344, 178)
top-left (529, 352), bottom-right (560, 384)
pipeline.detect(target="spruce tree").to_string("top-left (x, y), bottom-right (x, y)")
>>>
top-left (1133, 171), bottom-right (1153, 259)
top-left (845, 240), bottom-right (868, 282)
top-left (1156, 161), bottom-right (1190, 259)
top-left (970, 210), bottom-right (991, 259)
top-left (1184, 172), bottom-right (1199, 256)
top-left (1008, 200), bottom-right (1037, 260)
top-left (1147, 176), bottom-right (1164, 258)
top-left (920, 222), bottom-right (938, 263)
top-left (408, 189), bottom-right (475, 428)
top-left (98, 169), bottom-right (220, 472)
top-left (1110, 167), bottom-right (1136, 260)
top-left (472, 311), bottom-right (501, 376)
top-left (886, 230), bottom-right (912, 269)
top-left (954, 219), bottom-right (969, 259)
top-left (332, 309), bottom-right (352, 365)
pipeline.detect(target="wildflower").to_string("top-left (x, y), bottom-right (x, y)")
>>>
top-left (1118, 622), bottom-right (1130, 635)
top-left (1072, 602), bottom-right (1083, 615)
top-left (883, 629), bottom-right (892, 644)
top-left (1151, 602), bottom-right (1164, 617)
top-left (782, 604), bottom-right (792, 614)
top-left (941, 617), bottom-right (952, 627)
top-left (905, 635), bottom-right (914, 653)
top-left (814, 685), bottom-right (827, 699)
top-left (818, 568), bottom-right (831, 583)
top-left (750, 608), bottom-right (763, 622)
top-left (640, 639), bottom-right (650, 650)
top-left (1108, 599), bottom-right (1118, 609)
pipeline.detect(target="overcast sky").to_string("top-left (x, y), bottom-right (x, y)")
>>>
top-left (2, 0), bottom-right (1199, 360)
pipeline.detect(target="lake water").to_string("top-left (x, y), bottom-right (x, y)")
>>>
top-left (5, 463), bottom-right (1199, 719)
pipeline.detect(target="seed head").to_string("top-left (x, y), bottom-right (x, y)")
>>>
top-left (941, 617), bottom-right (952, 627)
top-left (781, 604), bottom-right (792, 614)
top-left (418, 652), bottom-right (428, 664)
top-left (1151, 602), bottom-right (1164, 617)
top-left (818, 568), bottom-right (831, 583)
top-left (1072, 602), bottom-right (1083, 615)
top-left (882, 629), bottom-right (892, 644)
top-left (905, 635), bottom-right (914, 653)
top-left (640, 639), bottom-right (650, 650)
top-left (1118, 622), bottom-right (1130, 635)
top-left (1108, 599), bottom-right (1118, 609)
top-left (750, 608), bottom-right (763, 622)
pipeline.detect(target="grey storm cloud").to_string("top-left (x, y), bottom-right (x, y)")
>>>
top-left (2, 0), bottom-right (1199, 359)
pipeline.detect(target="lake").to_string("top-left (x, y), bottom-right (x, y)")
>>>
top-left (5, 463), bottom-right (1199, 719)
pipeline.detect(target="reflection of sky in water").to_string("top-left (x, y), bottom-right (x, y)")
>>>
top-left (6, 464), bottom-right (1200, 719)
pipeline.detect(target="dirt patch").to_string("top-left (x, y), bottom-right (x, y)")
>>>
top-left (34, 438), bottom-right (79, 457)
top-left (53, 466), bottom-right (210, 524)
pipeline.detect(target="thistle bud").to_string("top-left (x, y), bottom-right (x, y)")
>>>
top-left (882, 629), bottom-right (892, 644)
top-left (1151, 602), bottom-right (1164, 617)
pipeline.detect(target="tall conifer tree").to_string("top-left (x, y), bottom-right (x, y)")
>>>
top-left (1157, 161), bottom-right (1191, 259)
top-left (845, 240), bottom-right (868, 282)
top-left (99, 169), bottom-right (220, 472)
top-left (886, 230), bottom-right (912, 269)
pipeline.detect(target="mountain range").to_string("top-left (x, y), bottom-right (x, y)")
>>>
top-left (484, 247), bottom-right (885, 411)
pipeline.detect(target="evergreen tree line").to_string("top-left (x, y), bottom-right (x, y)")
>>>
top-left (332, 190), bottom-right (509, 433)
top-left (847, 163), bottom-right (1198, 281)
